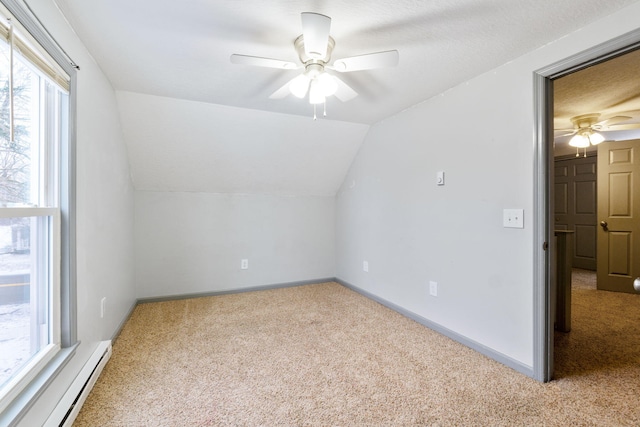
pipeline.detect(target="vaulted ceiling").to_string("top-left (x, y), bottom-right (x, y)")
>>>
top-left (53, 0), bottom-right (640, 194)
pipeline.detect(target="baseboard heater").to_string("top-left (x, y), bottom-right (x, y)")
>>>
top-left (44, 340), bottom-right (112, 427)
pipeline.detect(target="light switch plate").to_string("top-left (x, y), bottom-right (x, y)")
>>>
top-left (436, 171), bottom-right (445, 186)
top-left (503, 209), bottom-right (524, 228)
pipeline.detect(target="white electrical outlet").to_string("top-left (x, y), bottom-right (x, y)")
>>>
top-left (363, 261), bottom-right (369, 272)
top-left (429, 281), bottom-right (438, 297)
top-left (241, 259), bottom-right (249, 270)
top-left (436, 171), bottom-right (445, 186)
top-left (100, 297), bottom-right (106, 318)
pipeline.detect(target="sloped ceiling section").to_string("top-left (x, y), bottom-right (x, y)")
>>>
top-left (116, 91), bottom-right (369, 196)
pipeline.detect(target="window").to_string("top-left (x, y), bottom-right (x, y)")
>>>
top-left (0, 1), bottom-right (74, 415)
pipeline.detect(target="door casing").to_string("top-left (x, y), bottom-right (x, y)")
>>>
top-left (533, 30), bottom-right (640, 382)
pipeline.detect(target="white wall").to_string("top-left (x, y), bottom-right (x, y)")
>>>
top-left (336, 3), bottom-right (640, 370)
top-left (116, 89), bottom-right (365, 300)
top-left (118, 91), bottom-right (356, 299)
top-left (16, 1), bottom-right (136, 425)
top-left (135, 191), bottom-right (335, 298)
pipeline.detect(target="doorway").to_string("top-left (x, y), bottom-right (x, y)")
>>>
top-left (551, 52), bottom-right (640, 380)
top-left (533, 30), bottom-right (640, 382)
top-left (553, 48), bottom-right (640, 290)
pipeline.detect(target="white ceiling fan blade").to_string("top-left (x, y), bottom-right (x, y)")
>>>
top-left (332, 50), bottom-right (399, 73)
top-left (602, 123), bottom-right (640, 131)
top-left (555, 131), bottom-right (577, 138)
top-left (554, 126), bottom-right (576, 134)
top-left (230, 54), bottom-right (297, 70)
top-left (333, 76), bottom-right (357, 102)
top-left (301, 12), bottom-right (331, 59)
top-left (269, 80), bottom-right (293, 100)
top-left (594, 115), bottom-right (632, 128)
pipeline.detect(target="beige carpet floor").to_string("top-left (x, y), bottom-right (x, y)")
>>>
top-left (73, 274), bottom-right (640, 426)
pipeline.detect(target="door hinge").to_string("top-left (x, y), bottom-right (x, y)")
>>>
top-left (543, 241), bottom-right (549, 250)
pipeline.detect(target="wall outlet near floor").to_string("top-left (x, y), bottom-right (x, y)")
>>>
top-left (429, 281), bottom-right (438, 297)
top-left (363, 261), bottom-right (369, 272)
top-left (241, 259), bottom-right (249, 270)
top-left (100, 297), bottom-right (106, 318)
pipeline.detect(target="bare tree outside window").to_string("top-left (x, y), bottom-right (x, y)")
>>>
top-left (0, 46), bottom-right (35, 206)
top-left (0, 43), bottom-right (39, 388)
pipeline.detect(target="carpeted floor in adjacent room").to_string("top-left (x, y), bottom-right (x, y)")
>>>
top-left (73, 271), bottom-right (640, 426)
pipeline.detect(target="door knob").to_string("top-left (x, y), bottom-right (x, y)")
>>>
top-left (600, 220), bottom-right (608, 231)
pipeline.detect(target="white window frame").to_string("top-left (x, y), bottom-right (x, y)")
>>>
top-left (0, 209), bottom-right (60, 413)
top-left (0, 0), bottom-right (77, 423)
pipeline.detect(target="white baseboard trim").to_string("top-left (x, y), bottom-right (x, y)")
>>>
top-left (44, 340), bottom-right (112, 427)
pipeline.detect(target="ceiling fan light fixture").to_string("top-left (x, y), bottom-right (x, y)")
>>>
top-left (569, 128), bottom-right (606, 148)
top-left (588, 131), bottom-right (605, 145)
top-left (289, 74), bottom-right (311, 98)
top-left (308, 79), bottom-right (326, 104)
top-left (317, 72), bottom-right (337, 97)
top-left (569, 133), bottom-right (590, 148)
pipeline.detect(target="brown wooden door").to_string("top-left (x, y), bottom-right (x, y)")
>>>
top-left (597, 139), bottom-right (640, 293)
top-left (554, 155), bottom-right (597, 270)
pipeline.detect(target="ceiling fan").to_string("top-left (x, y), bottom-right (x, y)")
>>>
top-left (230, 12), bottom-right (399, 119)
top-left (555, 113), bottom-right (640, 157)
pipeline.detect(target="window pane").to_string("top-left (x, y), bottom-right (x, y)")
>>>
top-left (0, 215), bottom-right (50, 389)
top-left (0, 3), bottom-right (70, 416)
top-left (0, 39), bottom-right (41, 206)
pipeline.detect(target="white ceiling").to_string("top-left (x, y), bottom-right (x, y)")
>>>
top-left (54, 0), bottom-right (639, 125)
top-left (51, 0), bottom-right (640, 195)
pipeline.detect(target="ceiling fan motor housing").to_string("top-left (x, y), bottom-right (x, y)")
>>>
top-left (304, 63), bottom-right (325, 78)
top-left (571, 113), bottom-right (600, 129)
top-left (294, 35), bottom-right (335, 65)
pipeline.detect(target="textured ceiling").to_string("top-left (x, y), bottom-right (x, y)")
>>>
top-left (554, 48), bottom-right (640, 155)
top-left (54, 0), bottom-right (639, 125)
